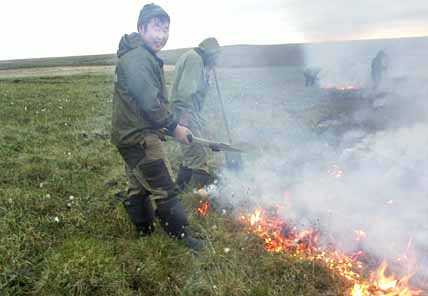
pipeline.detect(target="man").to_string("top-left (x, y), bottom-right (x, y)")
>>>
top-left (170, 38), bottom-right (221, 191)
top-left (303, 67), bottom-right (322, 87)
top-left (111, 3), bottom-right (202, 250)
top-left (371, 50), bottom-right (389, 90)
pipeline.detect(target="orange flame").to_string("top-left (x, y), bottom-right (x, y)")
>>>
top-left (239, 208), bottom-right (423, 296)
top-left (350, 261), bottom-right (421, 296)
top-left (197, 200), bottom-right (209, 217)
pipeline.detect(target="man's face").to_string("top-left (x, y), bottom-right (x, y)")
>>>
top-left (139, 17), bottom-right (169, 53)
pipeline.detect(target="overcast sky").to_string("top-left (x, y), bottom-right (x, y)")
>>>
top-left (1, 0), bottom-right (427, 60)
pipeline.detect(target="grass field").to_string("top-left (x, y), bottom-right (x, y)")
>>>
top-left (2, 33), bottom-right (428, 294)
top-left (0, 67), bottom-right (355, 295)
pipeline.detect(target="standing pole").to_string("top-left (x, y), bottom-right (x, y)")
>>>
top-left (212, 67), bottom-right (242, 170)
top-left (213, 68), bottom-right (233, 143)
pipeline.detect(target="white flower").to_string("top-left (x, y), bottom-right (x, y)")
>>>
top-left (224, 247), bottom-right (231, 254)
top-left (46, 194), bottom-right (51, 198)
top-left (54, 217), bottom-right (60, 223)
top-left (69, 195), bottom-right (75, 200)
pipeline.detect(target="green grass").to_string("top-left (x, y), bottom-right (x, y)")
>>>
top-left (0, 72), bottom-right (350, 295)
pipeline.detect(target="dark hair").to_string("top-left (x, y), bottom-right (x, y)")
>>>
top-left (137, 3), bottom-right (170, 30)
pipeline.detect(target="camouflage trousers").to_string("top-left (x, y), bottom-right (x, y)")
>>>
top-left (180, 120), bottom-right (209, 173)
top-left (118, 133), bottom-right (176, 201)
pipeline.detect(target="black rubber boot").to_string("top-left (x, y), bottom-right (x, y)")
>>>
top-left (189, 169), bottom-right (211, 189)
top-left (122, 195), bottom-right (155, 236)
top-left (176, 166), bottom-right (193, 192)
top-left (156, 197), bottom-right (204, 251)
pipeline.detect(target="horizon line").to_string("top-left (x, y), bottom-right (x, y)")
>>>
top-left (1, 35), bottom-right (427, 63)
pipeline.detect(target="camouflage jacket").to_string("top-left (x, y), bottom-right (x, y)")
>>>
top-left (111, 32), bottom-right (177, 147)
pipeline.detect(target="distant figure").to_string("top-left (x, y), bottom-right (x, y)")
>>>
top-left (303, 67), bottom-right (322, 87)
top-left (371, 50), bottom-right (389, 90)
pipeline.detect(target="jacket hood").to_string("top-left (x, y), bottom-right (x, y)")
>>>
top-left (117, 32), bottom-right (143, 58)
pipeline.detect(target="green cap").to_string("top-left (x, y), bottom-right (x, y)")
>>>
top-left (198, 37), bottom-right (221, 57)
top-left (137, 3), bottom-right (170, 29)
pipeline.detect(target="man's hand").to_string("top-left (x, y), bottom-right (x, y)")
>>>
top-left (174, 124), bottom-right (192, 145)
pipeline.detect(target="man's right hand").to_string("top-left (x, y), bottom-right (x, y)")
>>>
top-left (174, 125), bottom-right (192, 145)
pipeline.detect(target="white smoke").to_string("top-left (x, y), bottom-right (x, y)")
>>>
top-left (206, 38), bottom-right (428, 286)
